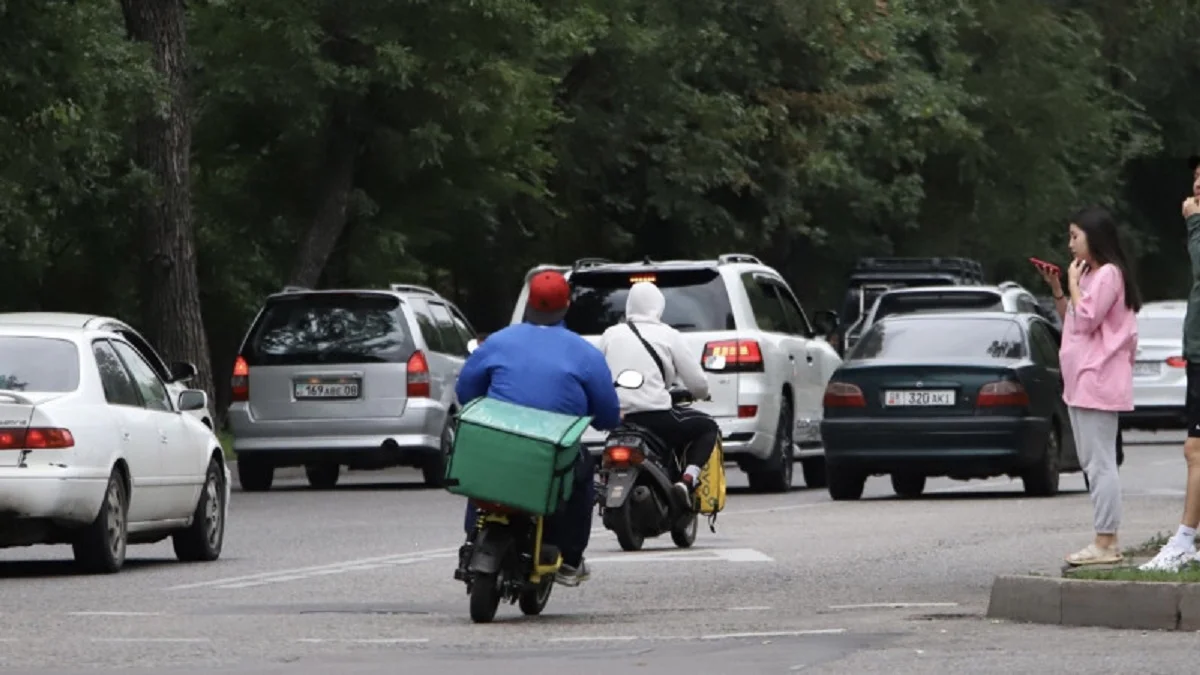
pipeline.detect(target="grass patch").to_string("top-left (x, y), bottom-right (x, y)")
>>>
top-left (218, 431), bottom-right (235, 460)
top-left (1124, 532), bottom-right (1172, 558)
top-left (1070, 566), bottom-right (1200, 583)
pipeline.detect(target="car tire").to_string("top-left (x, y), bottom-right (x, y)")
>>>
top-left (747, 399), bottom-right (794, 493)
top-left (73, 469), bottom-right (128, 574)
top-left (237, 457), bottom-right (274, 492)
top-left (890, 473), bottom-right (926, 498)
top-left (305, 462), bottom-right (340, 489)
top-left (423, 418), bottom-right (454, 488)
top-left (801, 456), bottom-right (827, 489)
top-left (173, 456), bottom-right (226, 562)
top-left (826, 464), bottom-right (866, 501)
top-left (1022, 424), bottom-right (1061, 497)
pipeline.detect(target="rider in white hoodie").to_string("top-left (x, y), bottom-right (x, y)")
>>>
top-left (599, 282), bottom-right (720, 504)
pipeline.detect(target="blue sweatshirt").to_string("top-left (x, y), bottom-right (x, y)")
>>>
top-left (455, 322), bottom-right (622, 431)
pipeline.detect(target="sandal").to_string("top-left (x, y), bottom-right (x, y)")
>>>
top-left (1065, 543), bottom-right (1123, 566)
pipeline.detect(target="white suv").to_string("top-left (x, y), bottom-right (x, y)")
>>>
top-left (1124, 300), bottom-right (1188, 431)
top-left (861, 283), bottom-right (1058, 334)
top-left (507, 254), bottom-right (843, 492)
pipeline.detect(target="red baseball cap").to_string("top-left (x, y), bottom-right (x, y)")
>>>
top-left (525, 270), bottom-right (571, 325)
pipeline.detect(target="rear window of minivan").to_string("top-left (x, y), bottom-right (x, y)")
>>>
top-left (0, 336), bottom-right (80, 392)
top-left (242, 293), bottom-right (416, 366)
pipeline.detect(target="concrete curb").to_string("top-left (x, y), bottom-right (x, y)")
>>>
top-left (987, 575), bottom-right (1200, 631)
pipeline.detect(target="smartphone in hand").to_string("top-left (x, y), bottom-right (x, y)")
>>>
top-left (1029, 257), bottom-right (1061, 276)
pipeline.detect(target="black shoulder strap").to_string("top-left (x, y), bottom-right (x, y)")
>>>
top-left (625, 320), bottom-right (667, 381)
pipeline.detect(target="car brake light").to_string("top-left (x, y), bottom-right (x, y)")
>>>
top-left (1167, 356), bottom-right (1187, 368)
top-left (977, 380), bottom-right (1029, 407)
top-left (603, 445), bottom-right (644, 467)
top-left (0, 428), bottom-right (75, 450)
top-left (230, 355), bottom-right (250, 402)
top-left (737, 405), bottom-right (757, 418)
top-left (407, 351), bottom-right (431, 398)
top-left (702, 340), bottom-right (763, 372)
top-left (823, 382), bottom-right (865, 408)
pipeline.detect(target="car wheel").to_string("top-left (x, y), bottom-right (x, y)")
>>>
top-left (305, 462), bottom-right (340, 489)
top-left (1022, 425), bottom-right (1061, 497)
top-left (890, 473), bottom-right (926, 498)
top-left (73, 469), bottom-right (128, 574)
top-left (237, 456), bottom-right (274, 492)
top-left (801, 456), bottom-right (827, 489)
top-left (747, 399), bottom-right (793, 493)
top-left (173, 456), bottom-right (226, 562)
top-left (423, 417), bottom-right (454, 488)
top-left (827, 464), bottom-right (866, 501)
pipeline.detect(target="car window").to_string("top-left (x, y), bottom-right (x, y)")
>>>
top-left (111, 340), bottom-right (173, 412)
top-left (1016, 295), bottom-right (1038, 314)
top-left (428, 302), bottom-right (467, 357)
top-left (849, 317), bottom-right (1028, 362)
top-left (243, 292), bottom-right (416, 366)
top-left (0, 337), bottom-right (81, 393)
top-left (873, 291), bottom-right (1004, 323)
top-left (1028, 322), bottom-right (1061, 369)
top-left (113, 326), bottom-right (172, 381)
top-left (448, 305), bottom-right (476, 348)
top-left (563, 268), bottom-right (735, 334)
top-left (772, 280), bottom-right (814, 337)
top-left (408, 299), bottom-right (444, 352)
top-left (741, 273), bottom-right (789, 333)
top-left (92, 340), bottom-right (142, 407)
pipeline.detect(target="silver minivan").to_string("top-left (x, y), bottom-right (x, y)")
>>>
top-left (226, 285), bottom-right (476, 491)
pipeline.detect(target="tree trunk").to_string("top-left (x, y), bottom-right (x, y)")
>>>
top-left (120, 0), bottom-right (217, 425)
top-left (287, 110), bottom-right (359, 288)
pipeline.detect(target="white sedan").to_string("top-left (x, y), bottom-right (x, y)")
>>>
top-left (0, 322), bottom-right (229, 573)
top-left (1123, 300), bottom-right (1189, 431)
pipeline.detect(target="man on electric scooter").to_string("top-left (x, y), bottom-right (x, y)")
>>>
top-left (455, 270), bottom-right (622, 587)
top-left (598, 281), bottom-right (720, 508)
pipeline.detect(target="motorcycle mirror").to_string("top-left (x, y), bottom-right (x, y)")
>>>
top-left (614, 370), bottom-right (645, 389)
top-left (466, 338), bottom-right (479, 354)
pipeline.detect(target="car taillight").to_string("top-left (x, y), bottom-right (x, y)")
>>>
top-left (702, 339), bottom-right (763, 372)
top-left (823, 382), bottom-right (865, 408)
top-left (603, 445), bottom-right (645, 467)
top-left (230, 355), bottom-right (249, 402)
top-left (407, 351), bottom-right (431, 398)
top-left (0, 428), bottom-right (75, 450)
top-left (977, 380), bottom-right (1029, 407)
top-left (1167, 356), bottom-right (1187, 368)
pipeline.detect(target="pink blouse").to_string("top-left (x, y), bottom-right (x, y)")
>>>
top-left (1058, 263), bottom-right (1138, 411)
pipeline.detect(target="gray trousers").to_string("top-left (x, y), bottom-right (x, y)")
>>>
top-left (1068, 406), bottom-right (1121, 535)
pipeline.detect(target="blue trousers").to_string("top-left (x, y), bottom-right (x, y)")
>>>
top-left (463, 447), bottom-right (594, 568)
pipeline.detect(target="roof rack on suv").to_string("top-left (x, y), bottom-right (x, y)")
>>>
top-left (997, 281), bottom-right (1024, 291)
top-left (281, 285), bottom-right (309, 293)
top-left (389, 284), bottom-right (438, 296)
top-left (718, 253), bottom-right (762, 265)
top-left (572, 257), bottom-right (613, 272)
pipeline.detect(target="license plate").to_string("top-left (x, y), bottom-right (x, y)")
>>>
top-left (884, 389), bottom-right (955, 407)
top-left (294, 380), bottom-right (360, 399)
top-left (1134, 361), bottom-right (1161, 377)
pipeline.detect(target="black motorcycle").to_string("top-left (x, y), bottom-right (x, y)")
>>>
top-left (597, 369), bottom-right (706, 551)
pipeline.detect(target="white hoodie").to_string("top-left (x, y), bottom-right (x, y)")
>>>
top-left (598, 282), bottom-right (710, 414)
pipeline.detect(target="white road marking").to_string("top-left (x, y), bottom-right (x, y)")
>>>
top-left (549, 629), bottom-right (846, 643)
top-left (728, 606), bottom-right (772, 611)
top-left (91, 638), bottom-right (210, 643)
top-left (165, 548), bottom-right (458, 590)
top-left (827, 602), bottom-right (959, 610)
top-left (68, 611), bottom-right (165, 617)
top-left (549, 636), bottom-right (639, 643)
top-left (292, 634), bottom-right (429, 638)
top-left (700, 629), bottom-right (846, 640)
top-left (586, 548), bottom-right (773, 564)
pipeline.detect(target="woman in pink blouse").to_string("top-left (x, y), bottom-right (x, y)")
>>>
top-left (1038, 206), bottom-right (1142, 566)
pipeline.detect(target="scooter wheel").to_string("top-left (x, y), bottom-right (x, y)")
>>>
top-left (670, 511), bottom-right (698, 549)
top-left (470, 573), bottom-right (502, 623)
top-left (606, 503), bottom-right (644, 551)
top-left (518, 576), bottom-right (554, 616)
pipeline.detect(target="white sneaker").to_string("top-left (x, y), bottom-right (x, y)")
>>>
top-left (1138, 538), bottom-right (1197, 572)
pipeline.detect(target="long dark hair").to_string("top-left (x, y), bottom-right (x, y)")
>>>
top-left (1069, 205), bottom-right (1143, 312)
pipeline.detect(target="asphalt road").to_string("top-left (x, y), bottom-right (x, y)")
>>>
top-left (1, 430), bottom-right (1198, 674)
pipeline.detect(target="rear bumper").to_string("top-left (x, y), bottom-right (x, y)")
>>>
top-left (228, 399), bottom-right (445, 468)
top-left (820, 416), bottom-right (1048, 475)
top-left (1120, 406), bottom-right (1187, 431)
top-left (0, 466), bottom-right (108, 526)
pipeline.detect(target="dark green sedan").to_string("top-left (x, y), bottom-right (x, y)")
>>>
top-left (819, 311), bottom-right (1083, 500)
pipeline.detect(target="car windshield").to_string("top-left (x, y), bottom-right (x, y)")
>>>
top-left (873, 291), bottom-right (1003, 323)
top-left (244, 293), bottom-right (415, 366)
top-left (1138, 316), bottom-right (1183, 342)
top-left (0, 337), bottom-right (81, 392)
top-left (848, 317), bottom-right (1027, 361)
top-left (563, 268), bottom-right (734, 335)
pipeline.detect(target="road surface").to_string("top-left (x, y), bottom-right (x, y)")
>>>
top-left (0, 430), bottom-right (1196, 673)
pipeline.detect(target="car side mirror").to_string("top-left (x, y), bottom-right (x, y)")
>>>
top-left (813, 310), bottom-right (839, 336)
top-left (169, 361), bottom-right (198, 383)
top-left (177, 389), bottom-right (208, 412)
top-left (466, 338), bottom-right (479, 354)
